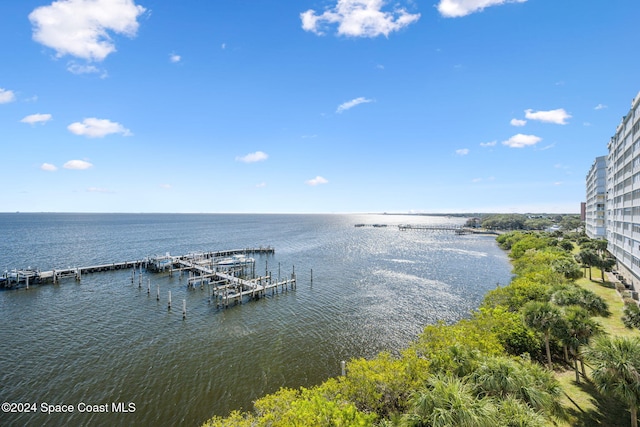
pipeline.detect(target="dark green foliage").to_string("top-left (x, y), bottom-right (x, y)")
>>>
top-left (522, 301), bottom-right (564, 369)
top-left (622, 301), bottom-right (640, 329)
top-left (585, 336), bottom-right (640, 427)
top-left (559, 240), bottom-right (574, 252)
top-left (551, 286), bottom-right (610, 317)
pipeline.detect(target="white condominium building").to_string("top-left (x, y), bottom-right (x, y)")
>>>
top-left (585, 156), bottom-right (606, 239)
top-left (605, 91), bottom-right (640, 287)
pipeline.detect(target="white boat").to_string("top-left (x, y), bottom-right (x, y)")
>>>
top-left (215, 254), bottom-right (254, 268)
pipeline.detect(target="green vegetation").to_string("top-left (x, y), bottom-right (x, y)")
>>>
top-left (203, 230), bottom-right (640, 427)
top-left (466, 213), bottom-right (582, 232)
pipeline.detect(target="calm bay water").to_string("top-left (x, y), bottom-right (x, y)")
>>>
top-left (0, 213), bottom-right (512, 426)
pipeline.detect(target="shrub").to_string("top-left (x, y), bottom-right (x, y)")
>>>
top-left (622, 302), bottom-right (640, 329)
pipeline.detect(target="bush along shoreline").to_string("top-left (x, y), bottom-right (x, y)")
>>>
top-left (203, 230), bottom-right (640, 427)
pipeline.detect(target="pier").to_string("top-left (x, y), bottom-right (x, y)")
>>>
top-left (398, 224), bottom-right (469, 234)
top-left (352, 223), bottom-right (500, 235)
top-left (1, 246), bottom-right (279, 290)
top-left (2, 246), bottom-right (294, 310)
top-left (175, 256), bottom-right (296, 308)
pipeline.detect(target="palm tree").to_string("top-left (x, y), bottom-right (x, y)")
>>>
top-left (551, 286), bottom-right (609, 317)
top-left (470, 355), bottom-right (564, 419)
top-left (585, 335), bottom-right (640, 427)
top-left (404, 374), bottom-right (497, 427)
top-left (522, 301), bottom-right (564, 369)
top-left (497, 396), bottom-right (548, 427)
top-left (575, 249), bottom-right (599, 280)
top-left (561, 306), bottom-right (602, 383)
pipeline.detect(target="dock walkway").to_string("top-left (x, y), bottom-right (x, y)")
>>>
top-left (2, 247), bottom-right (275, 288)
top-left (177, 256), bottom-right (296, 308)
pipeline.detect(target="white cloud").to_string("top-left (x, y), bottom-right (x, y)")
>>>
top-left (21, 113), bottom-right (53, 125)
top-left (301, 0), bottom-right (420, 37)
top-left (40, 163), bottom-right (58, 171)
top-left (595, 104), bottom-right (607, 110)
top-left (337, 97), bottom-right (373, 113)
top-left (67, 62), bottom-right (102, 75)
top-left (160, 184), bottom-right (172, 189)
top-left (170, 53), bottom-right (181, 63)
top-left (480, 140), bottom-right (497, 147)
top-left (456, 148), bottom-right (469, 155)
top-left (29, 0), bottom-right (146, 62)
top-left (63, 159), bottom-right (93, 170)
top-left (236, 151), bottom-right (269, 163)
top-left (256, 182), bottom-right (267, 188)
top-left (524, 108), bottom-right (571, 125)
top-left (87, 187), bottom-right (114, 193)
top-left (306, 176), bottom-right (329, 186)
top-left (0, 88), bottom-right (16, 104)
top-left (510, 118), bottom-right (526, 127)
top-left (68, 118), bottom-right (131, 138)
top-left (437, 0), bottom-right (527, 18)
top-left (502, 133), bottom-right (542, 148)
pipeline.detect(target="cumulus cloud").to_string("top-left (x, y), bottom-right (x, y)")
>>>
top-left (29, 0), bottom-right (146, 62)
top-left (480, 140), bottom-right (497, 147)
top-left (456, 148), bottom-right (469, 155)
top-left (306, 176), bottom-right (329, 186)
top-left (40, 163), bottom-right (58, 171)
top-left (437, 0), bottom-right (527, 18)
top-left (169, 53), bottom-right (181, 63)
top-left (21, 113), bottom-right (53, 125)
top-left (0, 88), bottom-right (16, 104)
top-left (236, 151), bottom-right (269, 163)
top-left (68, 118), bottom-right (131, 138)
top-left (337, 97), bottom-right (373, 113)
top-left (524, 108), bottom-right (571, 125)
top-left (63, 159), bottom-right (93, 170)
top-left (510, 118), bottom-right (526, 127)
top-left (301, 0), bottom-right (420, 37)
top-left (594, 103), bottom-right (607, 110)
top-left (502, 133), bottom-right (542, 148)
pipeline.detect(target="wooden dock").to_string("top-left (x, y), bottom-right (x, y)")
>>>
top-left (1, 247), bottom-right (276, 288)
top-left (398, 224), bottom-right (469, 234)
top-left (2, 246), bottom-right (293, 311)
top-left (176, 256), bottom-right (296, 308)
top-left (353, 223), bottom-right (472, 234)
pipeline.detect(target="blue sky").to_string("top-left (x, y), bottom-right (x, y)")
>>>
top-left (1, 0), bottom-right (639, 214)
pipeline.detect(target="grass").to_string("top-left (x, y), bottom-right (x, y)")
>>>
top-left (557, 368), bottom-right (632, 427)
top-left (576, 276), bottom-right (637, 338)
top-left (555, 273), bottom-right (639, 426)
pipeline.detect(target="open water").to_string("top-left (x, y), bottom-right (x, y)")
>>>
top-left (0, 213), bottom-right (512, 426)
